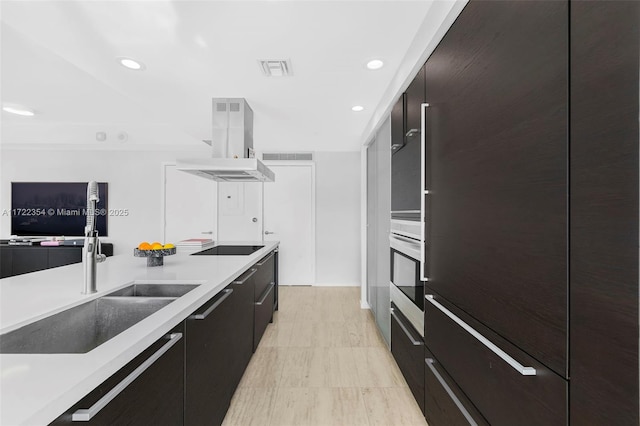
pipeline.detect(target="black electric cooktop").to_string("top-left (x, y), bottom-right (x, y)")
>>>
top-left (191, 245), bottom-right (264, 256)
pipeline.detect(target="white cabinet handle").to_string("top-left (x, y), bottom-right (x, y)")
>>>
top-left (256, 283), bottom-right (275, 306)
top-left (233, 269), bottom-right (257, 285)
top-left (425, 358), bottom-right (479, 426)
top-left (190, 289), bottom-right (233, 320)
top-left (390, 308), bottom-right (423, 346)
top-left (72, 333), bottom-right (183, 422)
top-left (420, 102), bottom-right (429, 282)
top-left (425, 295), bottom-right (537, 376)
top-left (256, 251), bottom-right (275, 266)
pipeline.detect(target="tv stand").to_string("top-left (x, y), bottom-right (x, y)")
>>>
top-left (0, 243), bottom-right (114, 279)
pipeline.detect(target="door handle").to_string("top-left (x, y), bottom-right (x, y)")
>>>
top-left (405, 128), bottom-right (420, 138)
top-left (264, 231), bottom-right (275, 235)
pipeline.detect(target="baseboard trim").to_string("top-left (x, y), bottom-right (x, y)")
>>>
top-left (313, 282), bottom-right (360, 287)
top-left (360, 300), bottom-right (371, 309)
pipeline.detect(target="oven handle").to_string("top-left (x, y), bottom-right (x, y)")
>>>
top-left (390, 233), bottom-right (421, 246)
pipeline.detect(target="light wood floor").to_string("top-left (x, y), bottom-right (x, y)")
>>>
top-left (223, 286), bottom-right (428, 426)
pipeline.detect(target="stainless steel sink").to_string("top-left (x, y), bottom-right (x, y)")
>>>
top-left (106, 284), bottom-right (200, 298)
top-left (0, 297), bottom-right (174, 354)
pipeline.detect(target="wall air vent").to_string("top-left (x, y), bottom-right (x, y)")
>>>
top-left (258, 59), bottom-right (293, 77)
top-left (262, 152), bottom-right (314, 161)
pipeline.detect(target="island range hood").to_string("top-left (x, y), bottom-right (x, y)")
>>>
top-left (176, 98), bottom-right (275, 182)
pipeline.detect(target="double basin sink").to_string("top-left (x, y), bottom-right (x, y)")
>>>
top-left (0, 284), bottom-right (200, 354)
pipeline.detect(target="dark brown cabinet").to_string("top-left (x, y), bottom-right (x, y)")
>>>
top-left (569, 1), bottom-right (639, 424)
top-left (1, 244), bottom-right (114, 278)
top-left (424, 0), bottom-right (568, 377)
top-left (253, 250), bottom-right (277, 352)
top-left (390, 303), bottom-right (424, 414)
top-left (50, 324), bottom-right (185, 426)
top-left (424, 347), bottom-right (489, 426)
top-left (185, 272), bottom-right (254, 426)
top-left (392, 67), bottom-right (425, 218)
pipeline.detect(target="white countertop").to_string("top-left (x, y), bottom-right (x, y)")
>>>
top-left (0, 241), bottom-right (279, 426)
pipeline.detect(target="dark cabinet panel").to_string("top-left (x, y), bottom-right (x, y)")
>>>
top-left (254, 282), bottom-right (275, 352)
top-left (424, 347), bottom-right (489, 426)
top-left (390, 303), bottom-right (424, 413)
top-left (392, 67), bottom-right (424, 215)
top-left (51, 324), bottom-right (185, 426)
top-left (254, 251), bottom-right (275, 301)
top-left (425, 294), bottom-right (567, 425)
top-left (12, 247), bottom-right (48, 275)
top-left (0, 246), bottom-right (13, 278)
top-left (48, 247), bottom-right (82, 268)
top-left (390, 94), bottom-right (405, 153)
top-left (424, 0), bottom-right (568, 375)
top-left (186, 285), bottom-right (245, 426)
top-left (569, 1), bottom-right (639, 424)
top-left (1, 244), bottom-right (113, 278)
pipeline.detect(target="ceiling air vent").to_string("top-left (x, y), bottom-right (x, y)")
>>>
top-left (262, 152), bottom-right (314, 161)
top-left (258, 59), bottom-right (293, 77)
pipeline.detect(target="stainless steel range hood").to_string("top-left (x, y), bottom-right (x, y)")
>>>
top-left (176, 98), bottom-right (275, 182)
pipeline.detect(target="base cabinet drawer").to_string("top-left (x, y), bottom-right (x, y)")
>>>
top-left (390, 303), bottom-right (425, 413)
top-left (254, 282), bottom-right (275, 351)
top-left (254, 251), bottom-right (276, 300)
top-left (425, 348), bottom-right (489, 426)
top-left (186, 283), bottom-right (252, 426)
top-left (50, 325), bottom-right (184, 426)
top-left (425, 294), bottom-right (567, 426)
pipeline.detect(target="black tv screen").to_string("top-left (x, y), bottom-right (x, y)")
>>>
top-left (11, 182), bottom-right (108, 237)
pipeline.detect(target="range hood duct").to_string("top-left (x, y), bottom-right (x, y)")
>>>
top-left (176, 98), bottom-right (275, 182)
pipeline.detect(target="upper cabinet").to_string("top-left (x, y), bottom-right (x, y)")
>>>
top-left (391, 67), bottom-right (426, 218)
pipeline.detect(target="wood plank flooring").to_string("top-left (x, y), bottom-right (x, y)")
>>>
top-left (223, 286), bottom-right (428, 426)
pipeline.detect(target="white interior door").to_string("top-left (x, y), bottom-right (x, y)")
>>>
top-left (263, 164), bottom-right (315, 286)
top-left (163, 164), bottom-right (216, 243)
top-left (217, 182), bottom-right (263, 241)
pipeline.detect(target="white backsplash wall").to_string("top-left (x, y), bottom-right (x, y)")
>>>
top-left (315, 151), bottom-right (361, 286)
top-left (0, 147), bottom-right (210, 255)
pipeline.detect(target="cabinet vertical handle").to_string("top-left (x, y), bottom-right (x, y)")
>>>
top-left (256, 282), bottom-right (275, 305)
top-left (191, 289), bottom-right (233, 320)
top-left (425, 358), bottom-right (479, 426)
top-left (420, 102), bottom-right (429, 282)
top-left (72, 333), bottom-right (183, 422)
top-left (256, 251), bottom-right (275, 266)
top-left (390, 307), bottom-right (423, 346)
top-left (425, 295), bottom-right (537, 376)
top-left (233, 268), bottom-right (257, 285)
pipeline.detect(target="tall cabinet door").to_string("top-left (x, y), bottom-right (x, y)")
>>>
top-left (424, 1), bottom-right (568, 376)
top-left (570, 1), bottom-right (639, 423)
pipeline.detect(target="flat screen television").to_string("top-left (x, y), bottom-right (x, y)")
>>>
top-left (11, 182), bottom-right (108, 237)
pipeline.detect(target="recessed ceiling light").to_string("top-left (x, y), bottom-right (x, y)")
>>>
top-left (366, 59), bottom-right (384, 70)
top-left (352, 105), bottom-right (364, 112)
top-left (117, 57), bottom-right (145, 71)
top-left (2, 104), bottom-right (35, 117)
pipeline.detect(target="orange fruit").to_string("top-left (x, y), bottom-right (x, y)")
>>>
top-left (138, 242), bottom-right (152, 250)
top-left (151, 241), bottom-right (161, 246)
top-left (151, 242), bottom-right (164, 250)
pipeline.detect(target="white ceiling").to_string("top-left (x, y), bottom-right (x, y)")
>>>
top-left (1, 1), bottom-right (433, 152)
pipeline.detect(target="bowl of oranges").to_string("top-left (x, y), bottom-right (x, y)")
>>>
top-left (134, 241), bottom-right (176, 267)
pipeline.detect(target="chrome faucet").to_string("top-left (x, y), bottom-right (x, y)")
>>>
top-left (82, 181), bottom-right (106, 294)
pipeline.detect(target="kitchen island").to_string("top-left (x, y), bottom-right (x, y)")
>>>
top-left (0, 241), bottom-right (278, 426)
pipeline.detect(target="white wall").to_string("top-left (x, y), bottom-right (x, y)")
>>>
top-left (315, 151), bottom-right (361, 286)
top-left (0, 147), bottom-right (209, 255)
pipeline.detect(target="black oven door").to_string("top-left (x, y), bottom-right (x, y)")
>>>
top-left (390, 236), bottom-right (424, 311)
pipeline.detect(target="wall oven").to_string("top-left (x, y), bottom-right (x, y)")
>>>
top-left (390, 219), bottom-right (424, 337)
